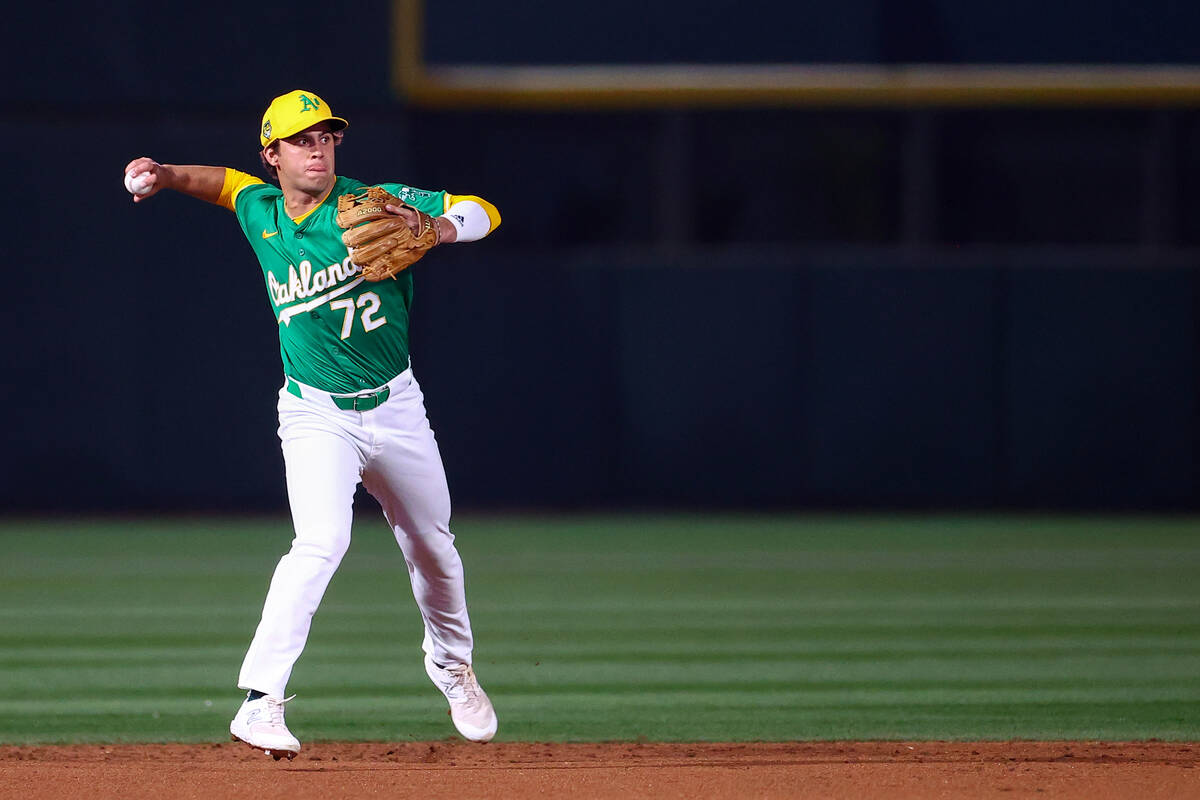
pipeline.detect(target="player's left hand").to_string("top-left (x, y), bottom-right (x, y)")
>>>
top-left (384, 204), bottom-right (427, 238)
top-left (384, 204), bottom-right (456, 244)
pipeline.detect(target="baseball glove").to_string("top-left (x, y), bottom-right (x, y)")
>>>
top-left (335, 187), bottom-right (440, 281)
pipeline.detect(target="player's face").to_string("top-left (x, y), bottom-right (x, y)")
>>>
top-left (272, 123), bottom-right (338, 192)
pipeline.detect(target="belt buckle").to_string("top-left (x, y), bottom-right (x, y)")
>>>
top-left (349, 386), bottom-right (389, 411)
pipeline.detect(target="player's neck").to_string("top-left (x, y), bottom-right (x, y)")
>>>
top-left (280, 176), bottom-right (336, 219)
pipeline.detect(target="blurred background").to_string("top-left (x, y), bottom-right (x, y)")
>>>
top-left (3, 0), bottom-right (1199, 515)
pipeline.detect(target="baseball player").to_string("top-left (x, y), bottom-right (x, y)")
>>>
top-left (122, 90), bottom-right (501, 759)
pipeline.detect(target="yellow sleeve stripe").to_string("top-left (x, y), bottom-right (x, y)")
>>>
top-left (218, 169), bottom-right (265, 211)
top-left (445, 193), bottom-right (501, 234)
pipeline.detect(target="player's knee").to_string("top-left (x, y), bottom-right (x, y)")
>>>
top-left (396, 528), bottom-right (459, 573)
top-left (289, 529), bottom-right (351, 563)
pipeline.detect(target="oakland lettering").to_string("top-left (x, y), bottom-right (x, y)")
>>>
top-left (269, 257), bottom-right (360, 306)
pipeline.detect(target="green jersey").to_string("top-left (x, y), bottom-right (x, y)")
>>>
top-left (233, 176), bottom-right (446, 394)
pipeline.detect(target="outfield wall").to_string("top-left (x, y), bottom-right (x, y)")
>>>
top-left (5, 238), bottom-right (1196, 512)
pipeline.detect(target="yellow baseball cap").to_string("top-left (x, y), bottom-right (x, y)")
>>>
top-left (259, 90), bottom-right (348, 148)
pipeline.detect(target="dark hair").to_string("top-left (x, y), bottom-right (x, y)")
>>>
top-left (258, 129), bottom-right (345, 183)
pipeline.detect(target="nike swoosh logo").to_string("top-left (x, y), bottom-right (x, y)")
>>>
top-left (262, 230), bottom-right (278, 239)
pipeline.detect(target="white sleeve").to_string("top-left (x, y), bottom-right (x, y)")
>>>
top-left (440, 199), bottom-right (493, 242)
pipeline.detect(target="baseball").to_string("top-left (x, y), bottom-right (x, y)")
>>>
top-left (125, 170), bottom-right (153, 196)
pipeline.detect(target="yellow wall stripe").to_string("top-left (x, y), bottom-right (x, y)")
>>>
top-left (391, 0), bottom-right (1200, 109)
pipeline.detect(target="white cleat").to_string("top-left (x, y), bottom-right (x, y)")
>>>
top-left (229, 694), bottom-right (301, 760)
top-left (424, 654), bottom-right (498, 743)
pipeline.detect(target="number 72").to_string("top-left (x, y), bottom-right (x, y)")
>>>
top-left (329, 292), bottom-right (388, 339)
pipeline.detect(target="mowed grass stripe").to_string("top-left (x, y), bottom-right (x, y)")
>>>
top-left (4, 686), bottom-right (1200, 714)
top-left (7, 623), bottom-right (1198, 645)
top-left (3, 698), bottom-right (1198, 744)
top-left (5, 651), bottom-right (1198, 696)
top-left (2, 672), bottom-right (1200, 700)
top-left (4, 596), bottom-right (1198, 615)
top-left (3, 619), bottom-right (1199, 643)
top-left (5, 634), bottom-right (1196, 667)
top-left (7, 605), bottom-right (1200, 625)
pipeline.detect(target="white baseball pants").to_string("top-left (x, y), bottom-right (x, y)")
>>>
top-left (237, 367), bottom-right (475, 698)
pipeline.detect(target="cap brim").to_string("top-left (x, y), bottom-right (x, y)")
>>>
top-left (263, 116), bottom-right (350, 148)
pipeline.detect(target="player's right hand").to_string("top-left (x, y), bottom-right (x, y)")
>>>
top-left (123, 157), bottom-right (163, 203)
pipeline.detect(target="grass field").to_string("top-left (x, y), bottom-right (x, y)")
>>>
top-left (0, 514), bottom-right (1197, 744)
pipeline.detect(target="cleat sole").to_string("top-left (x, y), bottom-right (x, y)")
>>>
top-left (231, 734), bottom-right (299, 761)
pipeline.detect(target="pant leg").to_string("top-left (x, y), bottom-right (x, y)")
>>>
top-left (238, 391), bottom-right (365, 697)
top-left (360, 369), bottom-right (475, 668)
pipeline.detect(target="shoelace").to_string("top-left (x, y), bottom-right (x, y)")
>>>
top-left (444, 667), bottom-right (483, 707)
top-left (265, 694), bottom-right (297, 726)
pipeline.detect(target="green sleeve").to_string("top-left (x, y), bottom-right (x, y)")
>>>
top-left (233, 182), bottom-right (281, 240)
top-left (377, 183), bottom-right (446, 216)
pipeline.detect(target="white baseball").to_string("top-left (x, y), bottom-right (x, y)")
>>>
top-left (125, 171), bottom-right (153, 196)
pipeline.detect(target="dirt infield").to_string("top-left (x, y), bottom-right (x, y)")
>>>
top-left (1, 741), bottom-right (1196, 799)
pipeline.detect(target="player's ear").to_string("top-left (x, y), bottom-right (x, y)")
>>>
top-left (263, 145), bottom-right (280, 166)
